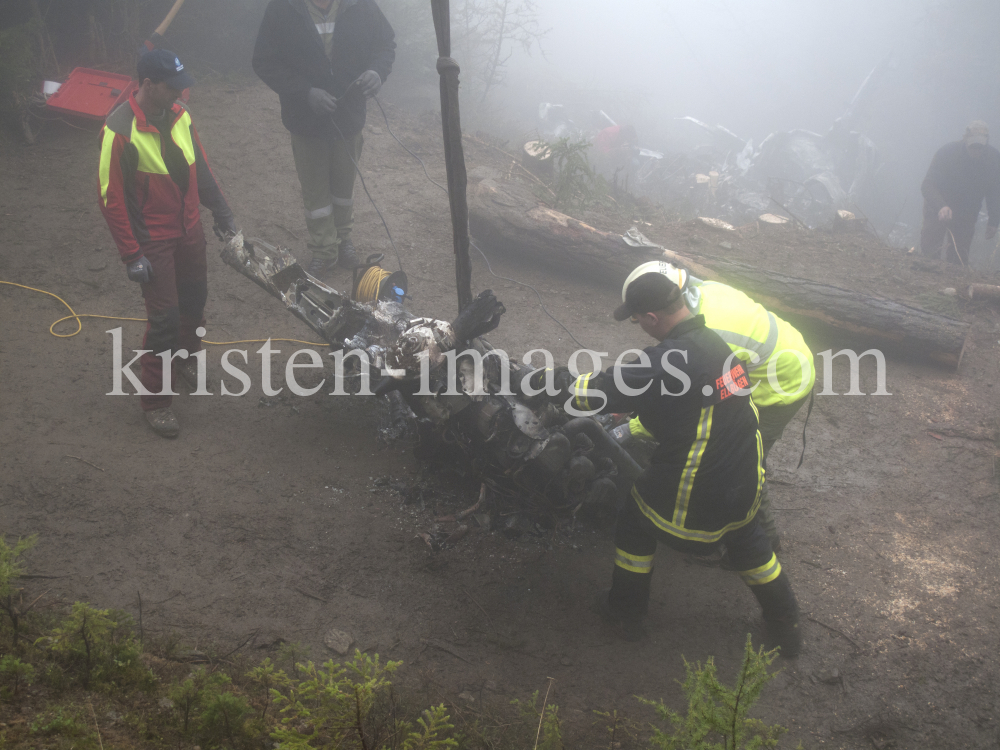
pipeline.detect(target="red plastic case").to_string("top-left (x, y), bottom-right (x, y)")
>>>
top-left (45, 68), bottom-right (137, 120)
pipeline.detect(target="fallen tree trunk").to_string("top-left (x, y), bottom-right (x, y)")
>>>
top-left (968, 283), bottom-right (1000, 303)
top-left (696, 262), bottom-right (969, 369)
top-left (468, 176), bottom-right (663, 282)
top-left (468, 177), bottom-right (970, 369)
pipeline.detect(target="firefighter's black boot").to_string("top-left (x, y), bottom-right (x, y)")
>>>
top-left (750, 571), bottom-right (802, 658)
top-left (597, 567), bottom-right (651, 642)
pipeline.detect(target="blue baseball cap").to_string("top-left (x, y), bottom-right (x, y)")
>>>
top-left (137, 49), bottom-right (195, 89)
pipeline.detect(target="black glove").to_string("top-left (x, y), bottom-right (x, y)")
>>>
top-left (213, 216), bottom-right (237, 240)
top-left (126, 256), bottom-right (153, 284)
top-left (526, 366), bottom-right (574, 397)
top-left (356, 70), bottom-right (382, 98)
top-left (307, 87), bottom-right (337, 115)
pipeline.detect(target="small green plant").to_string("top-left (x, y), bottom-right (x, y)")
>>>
top-left (399, 705), bottom-right (458, 750)
top-left (247, 657), bottom-right (292, 721)
top-left (272, 652), bottom-right (400, 748)
top-left (639, 634), bottom-right (788, 750)
top-left (0, 534), bottom-right (38, 645)
top-left (0, 654), bottom-right (34, 698)
top-left (513, 689), bottom-right (563, 750)
top-left (168, 667), bottom-right (232, 735)
top-left (42, 602), bottom-right (151, 690)
top-left (593, 708), bottom-right (641, 749)
top-left (30, 705), bottom-right (97, 747)
top-left (277, 639), bottom-right (312, 680)
top-left (538, 137), bottom-right (607, 211)
top-left (200, 690), bottom-right (252, 747)
top-left (271, 651), bottom-right (457, 749)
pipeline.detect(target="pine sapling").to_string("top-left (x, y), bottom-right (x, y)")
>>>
top-left (639, 634), bottom-right (789, 750)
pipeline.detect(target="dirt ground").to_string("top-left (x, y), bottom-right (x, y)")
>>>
top-left (2, 79), bottom-right (1000, 749)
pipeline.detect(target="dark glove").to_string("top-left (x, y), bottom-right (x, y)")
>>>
top-left (307, 87), bottom-right (337, 116)
top-left (213, 216), bottom-right (237, 240)
top-left (987, 225), bottom-right (998, 240)
top-left (526, 366), bottom-right (575, 397)
top-left (356, 70), bottom-right (382, 98)
top-left (126, 256), bottom-right (153, 284)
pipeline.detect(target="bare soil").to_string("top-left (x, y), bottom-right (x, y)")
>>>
top-left (2, 80), bottom-right (999, 749)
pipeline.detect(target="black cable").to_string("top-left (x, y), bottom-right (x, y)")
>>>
top-left (328, 117), bottom-right (404, 272)
top-left (373, 97), bottom-right (449, 194)
top-left (372, 96), bottom-right (590, 350)
top-left (469, 238), bottom-right (589, 350)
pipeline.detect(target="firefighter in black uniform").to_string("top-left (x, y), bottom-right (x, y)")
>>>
top-left (545, 271), bottom-right (802, 655)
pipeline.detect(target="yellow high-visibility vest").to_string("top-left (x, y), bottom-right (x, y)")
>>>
top-left (685, 280), bottom-right (815, 407)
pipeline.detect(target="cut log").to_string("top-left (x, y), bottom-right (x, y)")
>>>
top-left (968, 283), bottom-right (1000, 302)
top-left (695, 261), bottom-right (969, 369)
top-left (468, 177), bottom-right (970, 369)
top-left (469, 177), bottom-right (664, 283)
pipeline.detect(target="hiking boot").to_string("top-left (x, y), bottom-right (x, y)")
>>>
top-left (337, 240), bottom-right (361, 269)
top-left (145, 407), bottom-right (180, 438)
top-left (307, 256), bottom-right (337, 277)
top-left (593, 590), bottom-right (647, 642)
top-left (765, 615), bottom-right (802, 658)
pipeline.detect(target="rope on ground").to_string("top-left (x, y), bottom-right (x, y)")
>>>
top-left (945, 227), bottom-right (965, 268)
top-left (0, 281), bottom-right (329, 347)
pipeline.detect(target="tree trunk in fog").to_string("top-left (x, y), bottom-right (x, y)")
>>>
top-left (468, 176), bottom-right (662, 281)
top-left (468, 177), bottom-right (970, 369)
top-left (967, 284), bottom-right (1000, 303)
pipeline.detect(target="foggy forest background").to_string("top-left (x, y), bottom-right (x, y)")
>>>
top-left (2, 0), bottom-right (999, 246)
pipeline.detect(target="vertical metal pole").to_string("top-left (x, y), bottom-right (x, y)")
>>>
top-left (430, 0), bottom-right (473, 312)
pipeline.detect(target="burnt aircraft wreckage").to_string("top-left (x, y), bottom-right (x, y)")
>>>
top-left (220, 234), bottom-right (641, 528)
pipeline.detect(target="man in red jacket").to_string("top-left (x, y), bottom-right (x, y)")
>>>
top-left (98, 49), bottom-right (237, 437)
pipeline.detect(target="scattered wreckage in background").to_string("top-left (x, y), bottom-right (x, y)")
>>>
top-left (220, 234), bottom-right (641, 537)
top-left (531, 54), bottom-right (894, 232)
top-left (665, 114), bottom-right (879, 230)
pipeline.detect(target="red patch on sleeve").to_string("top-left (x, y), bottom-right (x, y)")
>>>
top-left (715, 363), bottom-right (749, 400)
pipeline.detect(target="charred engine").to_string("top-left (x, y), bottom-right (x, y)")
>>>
top-left (220, 233), bottom-right (639, 522)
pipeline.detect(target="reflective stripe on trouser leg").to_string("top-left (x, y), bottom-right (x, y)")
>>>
top-left (615, 548), bottom-right (654, 574)
top-left (291, 133), bottom-right (338, 259)
top-left (609, 492), bottom-right (657, 617)
top-left (332, 200), bottom-right (354, 244)
top-left (304, 206), bottom-right (338, 261)
top-left (721, 518), bottom-right (776, 583)
top-left (738, 553), bottom-right (782, 586)
top-left (329, 131), bottom-right (363, 243)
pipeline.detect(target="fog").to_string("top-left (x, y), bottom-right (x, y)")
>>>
top-left (482, 0), bottom-right (1000, 236)
top-left (525, 0), bottom-right (911, 137)
top-left (17, 0), bottom-right (999, 242)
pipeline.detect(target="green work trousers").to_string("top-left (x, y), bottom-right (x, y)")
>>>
top-left (290, 131), bottom-right (364, 262)
top-left (756, 393), bottom-right (810, 550)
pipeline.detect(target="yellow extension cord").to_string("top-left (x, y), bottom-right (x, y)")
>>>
top-left (0, 281), bottom-right (329, 347)
top-left (353, 265), bottom-right (392, 304)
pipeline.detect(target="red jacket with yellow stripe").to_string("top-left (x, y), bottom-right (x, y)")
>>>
top-left (98, 93), bottom-right (232, 263)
